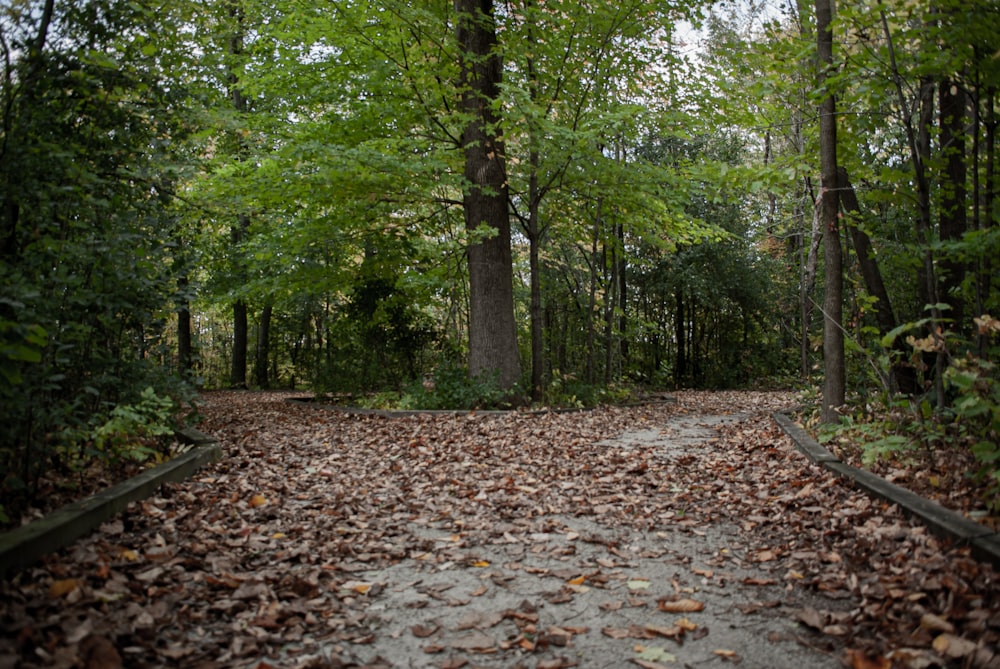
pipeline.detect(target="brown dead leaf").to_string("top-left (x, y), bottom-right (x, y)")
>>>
top-left (602, 627), bottom-right (632, 639)
top-left (794, 607), bottom-right (826, 631)
top-left (675, 617), bottom-right (698, 631)
top-left (713, 649), bottom-right (741, 663)
top-left (411, 623), bottom-right (439, 638)
top-left (645, 624), bottom-right (684, 640)
top-left (657, 597), bottom-right (704, 613)
top-left (79, 635), bottom-right (122, 669)
top-left (845, 648), bottom-right (891, 669)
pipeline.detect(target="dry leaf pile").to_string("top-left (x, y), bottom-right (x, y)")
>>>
top-left (0, 390), bottom-right (997, 669)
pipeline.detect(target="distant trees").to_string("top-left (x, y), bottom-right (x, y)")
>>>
top-left (5, 0), bottom-right (997, 519)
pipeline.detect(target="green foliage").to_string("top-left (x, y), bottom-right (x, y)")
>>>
top-left (541, 371), bottom-right (635, 409)
top-left (400, 363), bottom-right (511, 411)
top-left (87, 387), bottom-right (178, 468)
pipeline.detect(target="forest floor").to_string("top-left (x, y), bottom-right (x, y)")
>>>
top-left (1, 390), bottom-right (998, 669)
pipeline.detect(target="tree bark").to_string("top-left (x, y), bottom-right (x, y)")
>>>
top-left (177, 274), bottom-right (193, 375)
top-left (255, 303), bottom-right (272, 389)
top-left (817, 0), bottom-right (844, 423)
top-left (838, 168), bottom-right (896, 335)
top-left (231, 299), bottom-right (248, 389)
top-left (527, 149), bottom-right (544, 400)
top-left (938, 76), bottom-right (968, 327)
top-left (455, 0), bottom-right (521, 391)
top-left (228, 2), bottom-right (250, 390)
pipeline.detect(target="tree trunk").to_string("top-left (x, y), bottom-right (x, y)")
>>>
top-left (585, 220), bottom-right (599, 384)
top-left (455, 0), bottom-right (521, 391)
top-left (227, 2), bottom-right (251, 390)
top-left (981, 85), bottom-right (996, 356)
top-left (675, 288), bottom-right (686, 387)
top-left (177, 274), bottom-right (193, 375)
top-left (800, 179), bottom-right (822, 380)
top-left (817, 0), bottom-right (844, 423)
top-left (255, 303), bottom-right (272, 389)
top-left (231, 300), bottom-right (248, 388)
top-left (527, 150), bottom-right (544, 401)
top-left (838, 168), bottom-right (896, 335)
top-left (839, 168), bottom-right (922, 394)
top-left (939, 76), bottom-right (968, 328)
top-left (616, 220), bottom-right (628, 370)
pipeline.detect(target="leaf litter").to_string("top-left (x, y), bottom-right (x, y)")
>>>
top-left (0, 390), bottom-right (997, 668)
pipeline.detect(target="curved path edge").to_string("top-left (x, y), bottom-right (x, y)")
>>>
top-left (0, 427), bottom-right (221, 579)
top-left (772, 411), bottom-right (1000, 568)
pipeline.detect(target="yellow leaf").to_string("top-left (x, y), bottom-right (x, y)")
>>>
top-left (249, 494), bottom-right (268, 508)
top-left (471, 560), bottom-right (490, 568)
top-left (567, 575), bottom-right (587, 585)
top-left (272, 532), bottom-right (286, 539)
top-left (118, 548), bottom-right (139, 561)
top-left (48, 578), bottom-right (81, 598)
top-left (675, 617), bottom-right (698, 631)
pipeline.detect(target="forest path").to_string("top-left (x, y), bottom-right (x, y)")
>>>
top-left (1, 391), bottom-right (995, 668)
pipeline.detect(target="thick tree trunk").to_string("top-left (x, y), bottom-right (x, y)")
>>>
top-left (231, 300), bottom-right (248, 388)
top-left (455, 0), bottom-right (521, 392)
top-left (817, 0), bottom-right (844, 423)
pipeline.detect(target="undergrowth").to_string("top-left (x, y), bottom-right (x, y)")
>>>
top-left (803, 314), bottom-right (1000, 513)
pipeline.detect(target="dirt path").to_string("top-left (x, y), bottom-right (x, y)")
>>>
top-left (1, 391), bottom-right (996, 668)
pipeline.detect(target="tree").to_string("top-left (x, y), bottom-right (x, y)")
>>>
top-left (816, 0), bottom-right (844, 422)
top-left (455, 0), bottom-right (521, 390)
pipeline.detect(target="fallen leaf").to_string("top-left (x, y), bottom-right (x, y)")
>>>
top-left (675, 617), bottom-right (698, 631)
top-left (48, 578), bottom-right (81, 598)
top-left (713, 649), bottom-right (741, 662)
top-left (411, 623), bottom-right (439, 638)
top-left (635, 646), bottom-right (677, 663)
top-left (932, 633), bottom-right (978, 658)
top-left (845, 648), bottom-right (891, 669)
top-left (248, 494), bottom-right (268, 508)
top-left (919, 613), bottom-right (954, 634)
top-left (657, 597), bottom-right (704, 613)
top-left (645, 624), bottom-right (684, 640)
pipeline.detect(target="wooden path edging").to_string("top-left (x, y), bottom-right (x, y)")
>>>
top-left (0, 427), bottom-right (220, 579)
top-left (772, 411), bottom-right (1000, 569)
